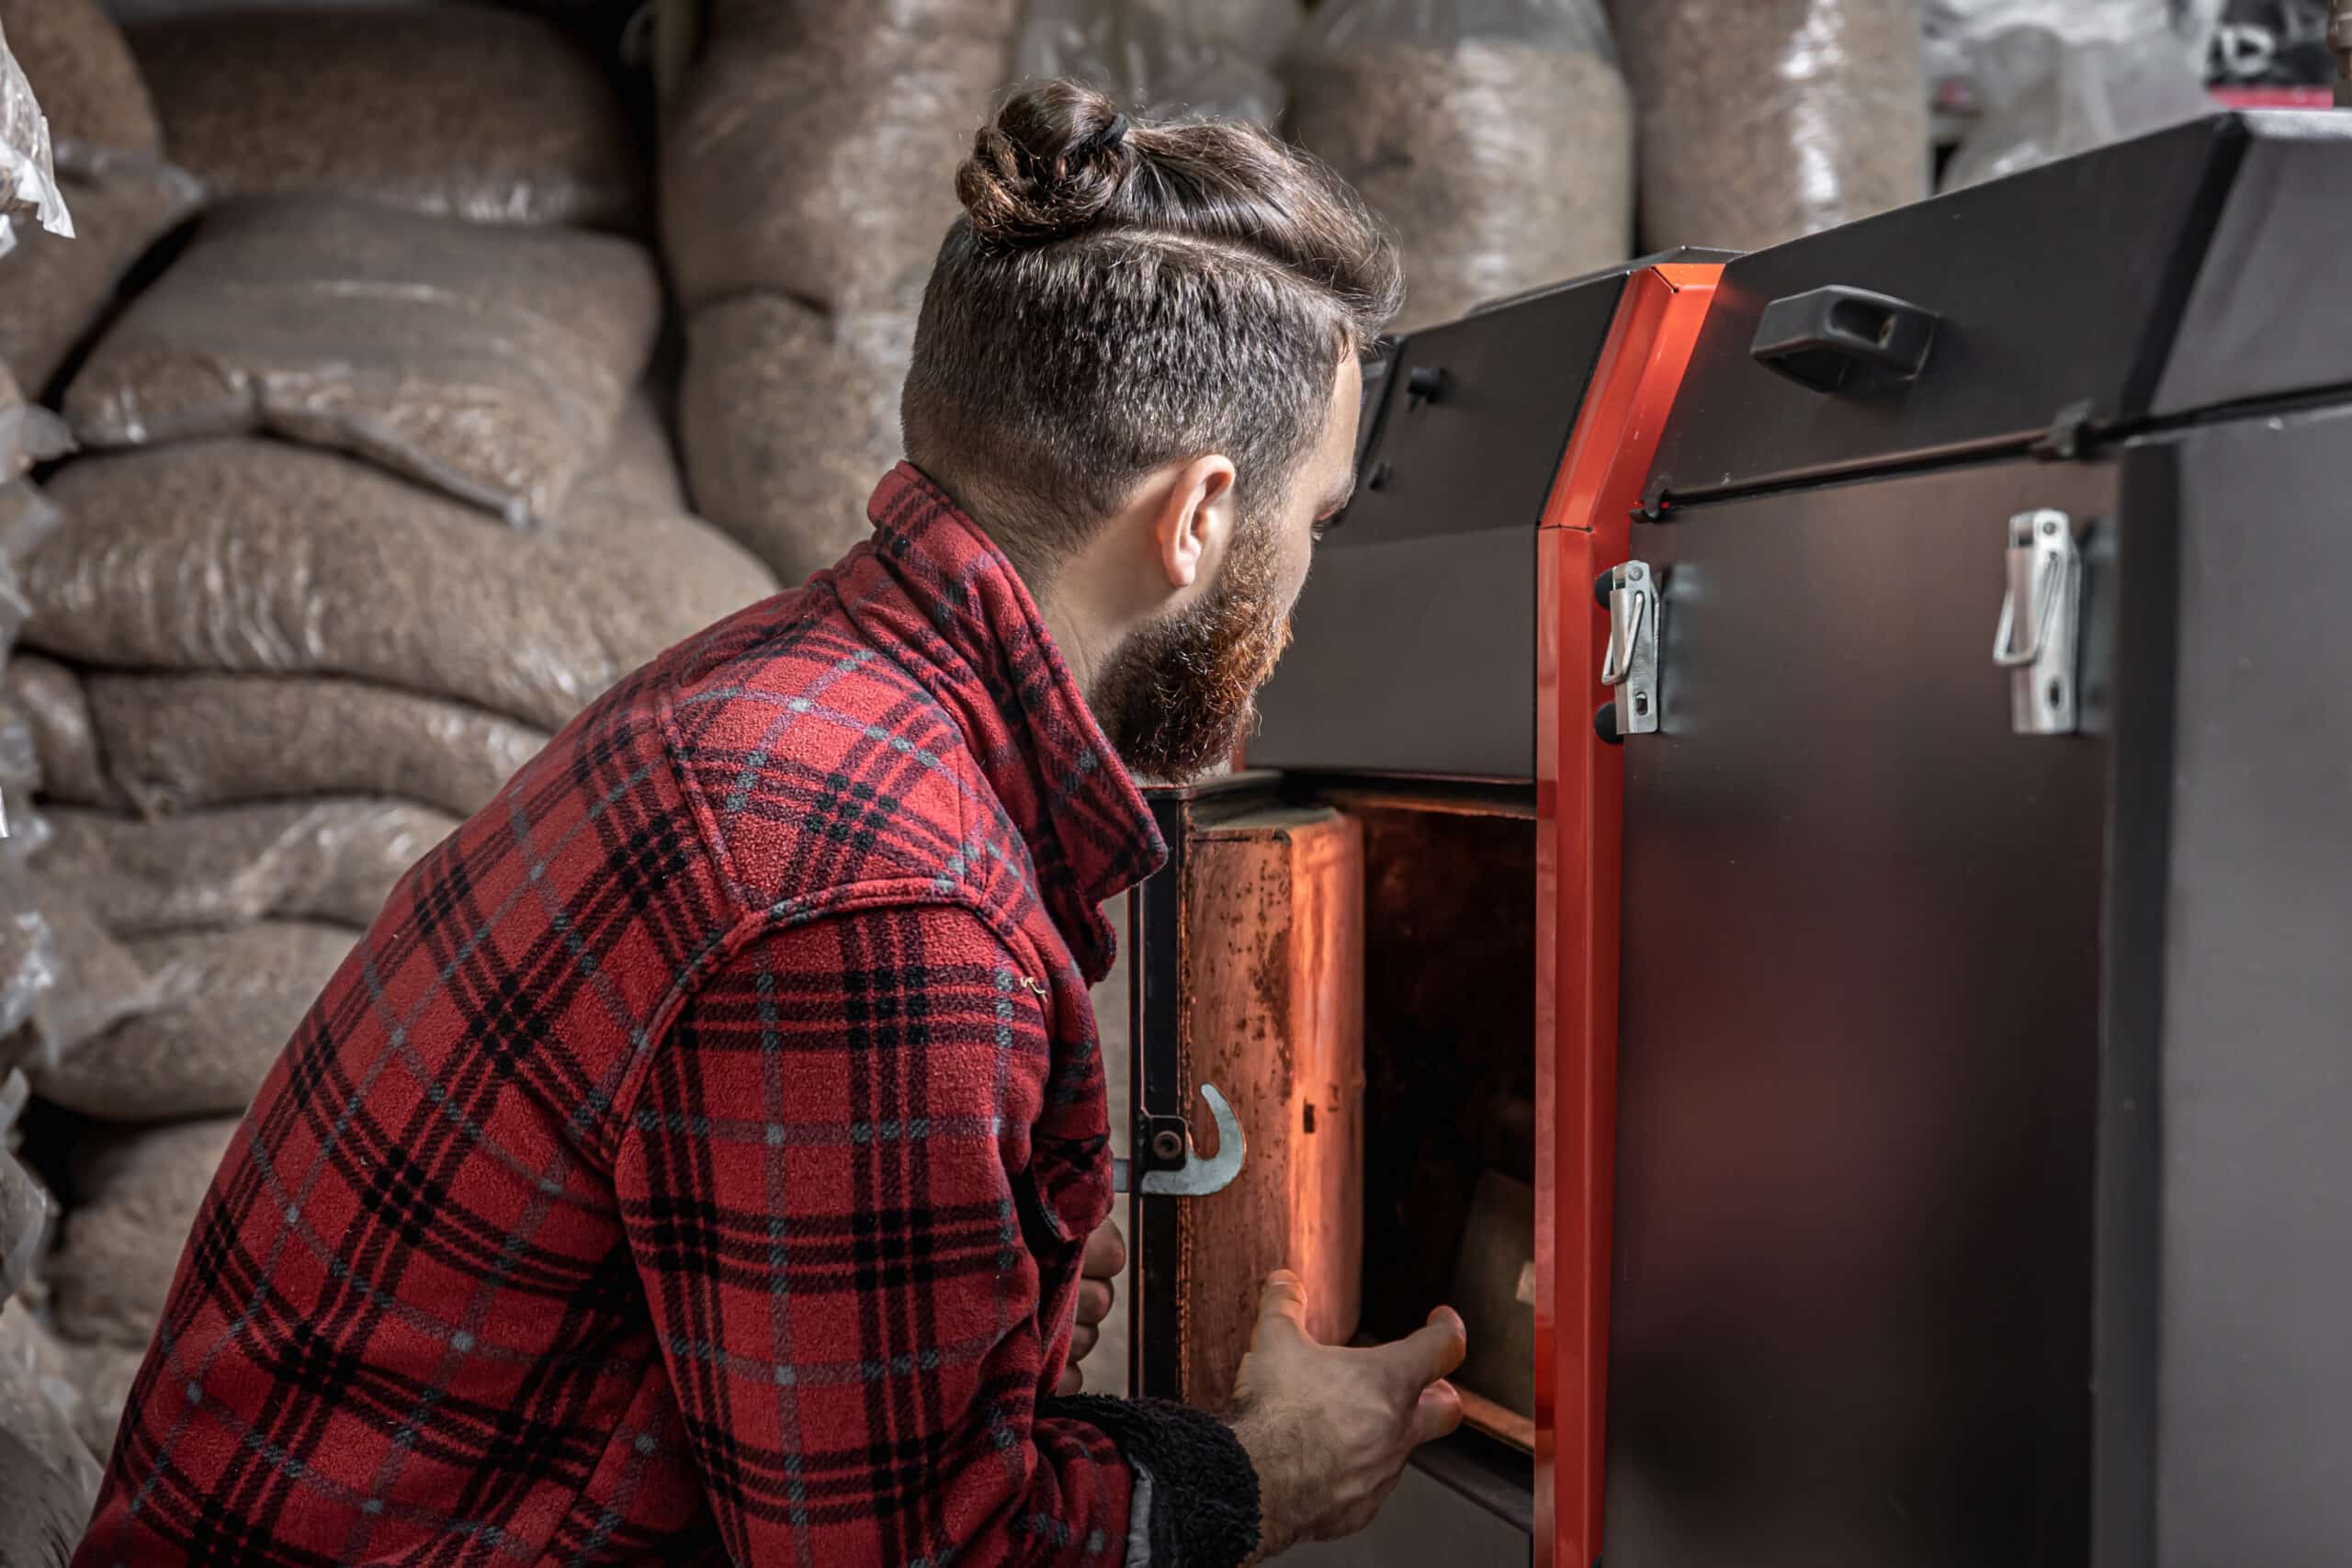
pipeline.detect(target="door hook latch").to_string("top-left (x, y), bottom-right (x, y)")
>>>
top-left (1114, 1083), bottom-right (1245, 1197)
top-left (1993, 510), bottom-right (2081, 736)
top-left (1597, 559), bottom-right (1661, 741)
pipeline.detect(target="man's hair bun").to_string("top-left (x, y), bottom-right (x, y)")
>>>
top-left (957, 79), bottom-right (1139, 247)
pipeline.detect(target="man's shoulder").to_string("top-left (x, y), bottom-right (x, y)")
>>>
top-left (652, 580), bottom-right (1020, 919)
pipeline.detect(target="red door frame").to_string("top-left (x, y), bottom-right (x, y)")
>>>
top-left (1533, 262), bottom-right (1720, 1568)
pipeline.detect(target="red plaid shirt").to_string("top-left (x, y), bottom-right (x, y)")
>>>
top-left (76, 467), bottom-right (1261, 1567)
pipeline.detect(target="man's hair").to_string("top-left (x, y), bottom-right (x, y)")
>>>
top-left (901, 79), bottom-right (1404, 587)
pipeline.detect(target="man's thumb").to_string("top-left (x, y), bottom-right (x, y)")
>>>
top-left (1257, 1269), bottom-right (1311, 1336)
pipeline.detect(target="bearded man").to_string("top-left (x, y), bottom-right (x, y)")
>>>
top-left (77, 79), bottom-right (1465, 1568)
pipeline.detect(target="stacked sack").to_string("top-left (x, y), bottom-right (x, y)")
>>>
top-left (1283, 0), bottom-right (1635, 334)
top-left (0, 2), bottom-right (777, 1481)
top-left (664, 0), bottom-right (1021, 585)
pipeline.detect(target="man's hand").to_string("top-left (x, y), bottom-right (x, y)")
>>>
top-left (1227, 1269), bottom-right (1465, 1561)
top-left (1057, 1218), bottom-right (1125, 1394)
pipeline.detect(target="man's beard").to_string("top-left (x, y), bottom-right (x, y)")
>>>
top-left (1092, 520), bottom-right (1293, 784)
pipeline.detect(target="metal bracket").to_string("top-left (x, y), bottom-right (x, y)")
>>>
top-left (1114, 1083), bottom-right (1245, 1198)
top-left (1600, 560), bottom-right (1661, 737)
top-left (1993, 510), bottom-right (2082, 736)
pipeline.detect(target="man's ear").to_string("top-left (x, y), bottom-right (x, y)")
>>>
top-left (1154, 455), bottom-right (1238, 592)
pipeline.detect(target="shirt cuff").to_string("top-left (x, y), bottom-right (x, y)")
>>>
top-left (1045, 1395), bottom-right (1261, 1568)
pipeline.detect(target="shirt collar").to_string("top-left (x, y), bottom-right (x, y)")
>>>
top-left (850, 463), bottom-right (1166, 979)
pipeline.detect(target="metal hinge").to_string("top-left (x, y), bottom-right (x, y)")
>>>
top-left (1993, 510), bottom-right (2083, 736)
top-left (1595, 560), bottom-right (1661, 743)
top-left (1113, 1083), bottom-right (1245, 1197)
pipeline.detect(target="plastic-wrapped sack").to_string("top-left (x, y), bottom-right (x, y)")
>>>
top-left (42, 800), bottom-right (453, 935)
top-left (0, 1418), bottom-right (93, 1568)
top-left (0, 1143), bottom-right (48, 1301)
top-left (662, 3), bottom-right (1017, 313)
top-left (63, 197), bottom-right (664, 527)
top-left (1611, 0), bottom-right (1928, 252)
top-left (127, 7), bottom-right (646, 230)
top-left (1284, 0), bottom-right (1634, 333)
top-left (24, 437), bottom-right (774, 730)
top-left (58, 1334), bottom-right (135, 1467)
top-left (0, 153), bottom-right (200, 399)
top-left (3, 656), bottom-right (120, 811)
top-left (681, 293), bottom-right (910, 586)
top-left (49, 1114), bottom-right (236, 1349)
top-left (1012, 0), bottom-right (1299, 123)
top-left (0, 0), bottom-right (162, 158)
top-left (0, 476), bottom-right (62, 565)
top-left (0, 1302), bottom-right (104, 1497)
top-left (1939, 1), bottom-right (2215, 191)
top-left (7, 884), bottom-right (159, 1074)
top-left (33, 920), bottom-right (354, 1121)
top-left (88, 673), bottom-right (548, 820)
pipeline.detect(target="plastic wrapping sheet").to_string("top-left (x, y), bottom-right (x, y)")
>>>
top-left (1285, 0), bottom-right (1634, 332)
top-left (127, 6), bottom-right (645, 229)
top-left (1939, 0), bottom-right (2216, 190)
top-left (24, 436), bottom-right (775, 731)
top-left (0, 12), bottom-right (71, 261)
top-left (680, 293), bottom-right (912, 587)
top-left (49, 1114), bottom-right (238, 1348)
top-left (0, 364), bottom-right (71, 489)
top-left (41, 799), bottom-right (454, 935)
top-left (88, 672), bottom-right (548, 820)
top-left (1611, 0), bottom-right (1928, 252)
top-left (33, 920), bottom-right (355, 1121)
top-left (0, 0), bottom-right (162, 158)
top-left (662, 2), bottom-right (1018, 313)
top-left (3, 656), bottom-right (119, 811)
top-left (0, 879), bottom-right (57, 1045)
top-left (0, 153), bottom-right (200, 399)
top-left (64, 197), bottom-right (664, 526)
top-left (0, 479), bottom-right (62, 568)
top-left (1012, 0), bottom-right (1299, 123)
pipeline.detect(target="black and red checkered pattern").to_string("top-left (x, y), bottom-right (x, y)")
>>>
top-left (74, 466), bottom-right (1234, 1567)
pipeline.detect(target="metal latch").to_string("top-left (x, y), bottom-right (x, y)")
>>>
top-left (1114, 1083), bottom-right (1245, 1197)
top-left (1993, 510), bottom-right (2082, 736)
top-left (1598, 560), bottom-right (1660, 739)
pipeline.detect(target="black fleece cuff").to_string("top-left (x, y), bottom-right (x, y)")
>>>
top-left (1046, 1394), bottom-right (1261, 1568)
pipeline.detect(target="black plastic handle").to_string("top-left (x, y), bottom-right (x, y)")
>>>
top-left (1750, 285), bottom-right (1939, 395)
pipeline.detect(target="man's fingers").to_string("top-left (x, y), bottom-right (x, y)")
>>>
top-left (1056, 1363), bottom-right (1083, 1396)
top-left (1406, 1378), bottom-right (1464, 1448)
top-left (1256, 1269), bottom-right (1311, 1335)
top-left (1076, 1278), bottom-right (1114, 1326)
top-left (1069, 1323), bottom-right (1100, 1363)
top-left (1374, 1305), bottom-right (1467, 1393)
top-left (1082, 1220), bottom-right (1126, 1280)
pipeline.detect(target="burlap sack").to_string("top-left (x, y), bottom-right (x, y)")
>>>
top-left (58, 1334), bottom-right (137, 1464)
top-left (63, 197), bottom-right (663, 525)
top-left (26, 438), bottom-right (774, 730)
top-left (3, 657), bottom-right (119, 811)
top-left (42, 800), bottom-right (452, 936)
top-left (662, 7), bottom-right (1014, 312)
top-left (1611, 0), bottom-right (1928, 252)
top-left (8, 883), bottom-right (156, 1076)
top-left (128, 6), bottom-right (646, 230)
top-left (33, 921), bottom-right (352, 1121)
top-left (1284, 1), bottom-right (1634, 332)
top-left (0, 156), bottom-right (201, 399)
top-left (87, 673), bottom-right (548, 820)
top-left (607, 392), bottom-right (689, 514)
top-left (49, 1114), bottom-right (236, 1349)
top-left (0, 1302), bottom-right (103, 1494)
top-left (0, 1419), bottom-right (92, 1568)
top-left (680, 293), bottom-right (907, 585)
top-left (0, 0), bottom-right (161, 157)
